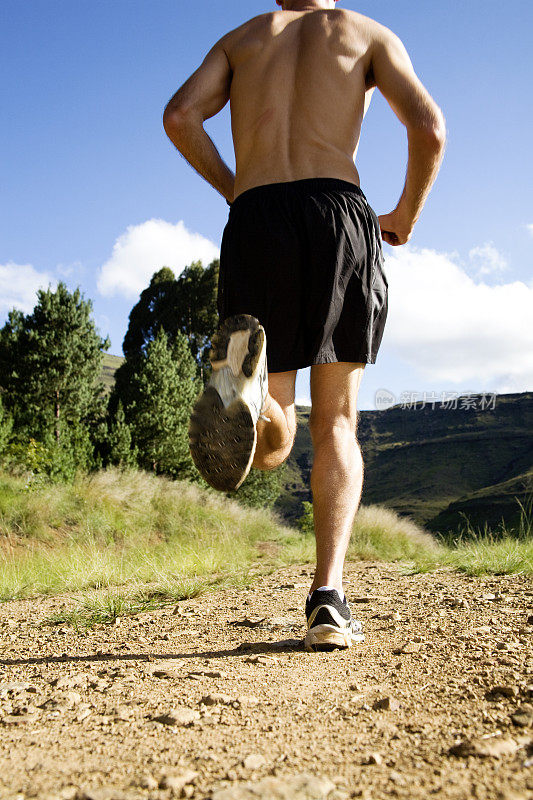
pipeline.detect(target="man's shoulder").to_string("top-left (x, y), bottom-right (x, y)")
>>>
top-left (219, 11), bottom-right (274, 40)
top-left (341, 8), bottom-right (392, 37)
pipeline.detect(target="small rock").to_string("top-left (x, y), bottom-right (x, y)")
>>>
top-left (152, 708), bottom-right (200, 726)
top-left (113, 704), bottom-right (134, 721)
top-left (236, 695), bottom-right (260, 707)
top-left (212, 772), bottom-right (336, 800)
top-left (76, 705), bottom-right (92, 722)
top-left (147, 662), bottom-right (182, 679)
top-left (365, 752), bottom-right (383, 765)
top-left (400, 641), bottom-right (422, 654)
top-left (64, 690), bottom-right (82, 707)
top-left (53, 674), bottom-right (88, 690)
top-left (486, 685), bottom-right (520, 700)
top-left (449, 735), bottom-right (519, 758)
top-left (200, 693), bottom-right (234, 706)
top-left (230, 617), bottom-right (266, 628)
top-left (243, 656), bottom-right (272, 665)
top-left (243, 753), bottom-right (266, 770)
top-left (159, 770), bottom-right (198, 794)
top-left (510, 704), bottom-right (533, 728)
top-left (373, 696), bottom-right (400, 712)
top-left (58, 787), bottom-right (79, 800)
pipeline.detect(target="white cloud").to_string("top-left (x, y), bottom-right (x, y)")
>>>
top-left (0, 262), bottom-right (56, 315)
top-left (97, 218), bottom-right (220, 298)
top-left (382, 245), bottom-right (533, 390)
top-left (468, 242), bottom-right (508, 277)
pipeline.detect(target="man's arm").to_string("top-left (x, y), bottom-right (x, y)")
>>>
top-left (163, 37), bottom-right (235, 204)
top-left (369, 26), bottom-right (447, 245)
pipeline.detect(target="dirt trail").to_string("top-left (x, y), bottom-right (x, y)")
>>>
top-left (1, 562), bottom-right (532, 800)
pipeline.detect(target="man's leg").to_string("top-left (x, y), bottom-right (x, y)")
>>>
top-left (253, 370), bottom-right (297, 470)
top-left (308, 362), bottom-right (366, 595)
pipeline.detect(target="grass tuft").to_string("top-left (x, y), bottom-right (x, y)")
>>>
top-left (1, 469), bottom-right (531, 624)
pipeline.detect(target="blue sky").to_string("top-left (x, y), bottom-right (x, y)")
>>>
top-left (1, 0), bottom-right (532, 410)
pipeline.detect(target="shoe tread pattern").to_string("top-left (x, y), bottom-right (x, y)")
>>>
top-left (189, 387), bottom-right (256, 492)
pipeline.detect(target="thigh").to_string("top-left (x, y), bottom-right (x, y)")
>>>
top-left (269, 369), bottom-right (298, 437)
top-left (309, 362), bottom-right (365, 433)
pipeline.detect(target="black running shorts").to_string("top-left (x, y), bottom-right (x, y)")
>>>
top-left (217, 177), bottom-right (388, 373)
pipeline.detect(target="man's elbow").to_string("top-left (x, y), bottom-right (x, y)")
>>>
top-left (430, 107), bottom-right (447, 149)
top-left (408, 108), bottom-right (447, 151)
top-left (163, 103), bottom-right (186, 139)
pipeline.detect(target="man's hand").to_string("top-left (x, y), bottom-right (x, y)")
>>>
top-left (378, 210), bottom-right (413, 246)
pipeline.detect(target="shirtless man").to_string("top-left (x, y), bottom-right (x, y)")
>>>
top-left (163, 0), bottom-right (445, 652)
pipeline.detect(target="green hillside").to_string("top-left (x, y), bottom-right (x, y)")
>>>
top-left (101, 352), bottom-right (124, 391)
top-left (276, 392), bottom-right (533, 537)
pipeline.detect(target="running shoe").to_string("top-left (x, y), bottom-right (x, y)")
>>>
top-left (304, 589), bottom-right (365, 652)
top-left (189, 314), bottom-right (269, 492)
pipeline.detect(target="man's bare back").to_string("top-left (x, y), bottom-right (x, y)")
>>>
top-left (221, 8), bottom-right (375, 198)
top-left (163, 0), bottom-right (445, 246)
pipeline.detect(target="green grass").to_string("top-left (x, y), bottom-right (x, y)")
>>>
top-left (0, 467), bottom-right (292, 603)
top-left (0, 468), bottom-right (531, 628)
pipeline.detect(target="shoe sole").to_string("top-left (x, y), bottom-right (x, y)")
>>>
top-left (304, 624), bottom-right (365, 653)
top-left (189, 315), bottom-right (265, 492)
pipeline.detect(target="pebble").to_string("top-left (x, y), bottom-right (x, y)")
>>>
top-left (373, 696), bottom-right (400, 712)
top-left (152, 708), bottom-right (200, 726)
top-left (486, 685), bottom-right (519, 700)
top-left (159, 769), bottom-right (198, 793)
top-left (147, 662), bottom-right (182, 679)
top-left (510, 704), bottom-right (533, 728)
top-left (243, 753), bottom-right (267, 770)
top-left (200, 693), bottom-right (234, 706)
top-left (76, 704), bottom-right (92, 722)
top-left (237, 695), bottom-right (260, 707)
top-left (53, 674), bottom-right (88, 690)
top-left (449, 735), bottom-right (519, 758)
top-left (365, 752), bottom-right (383, 765)
top-left (212, 773), bottom-right (336, 799)
top-left (399, 641), bottom-right (423, 654)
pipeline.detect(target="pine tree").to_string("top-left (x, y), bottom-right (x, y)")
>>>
top-left (127, 329), bottom-right (200, 477)
top-left (113, 260), bottom-right (219, 407)
top-left (0, 282), bottom-right (109, 476)
top-left (0, 394), bottom-right (13, 456)
top-left (108, 401), bottom-right (137, 468)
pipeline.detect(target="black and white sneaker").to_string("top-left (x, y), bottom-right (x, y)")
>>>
top-left (189, 314), bottom-right (269, 492)
top-left (304, 589), bottom-right (365, 652)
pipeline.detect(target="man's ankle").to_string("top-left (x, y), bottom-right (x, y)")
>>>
top-left (309, 583), bottom-right (345, 601)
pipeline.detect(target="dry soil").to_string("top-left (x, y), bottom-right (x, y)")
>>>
top-left (1, 561), bottom-right (532, 800)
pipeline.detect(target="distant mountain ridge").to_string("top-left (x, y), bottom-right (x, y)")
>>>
top-left (276, 392), bottom-right (533, 537)
top-left (99, 357), bottom-right (532, 536)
